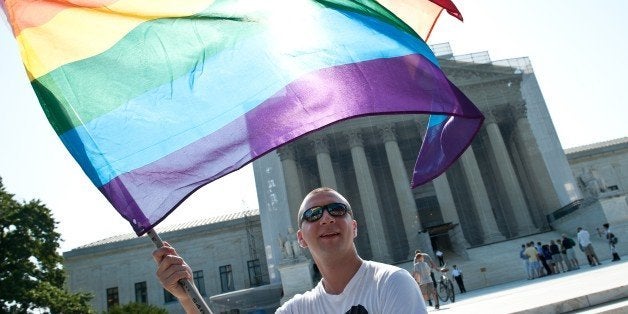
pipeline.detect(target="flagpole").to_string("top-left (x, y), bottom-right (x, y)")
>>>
top-left (147, 229), bottom-right (213, 314)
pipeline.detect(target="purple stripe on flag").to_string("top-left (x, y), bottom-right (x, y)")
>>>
top-left (412, 113), bottom-right (483, 186)
top-left (101, 53), bottom-right (483, 235)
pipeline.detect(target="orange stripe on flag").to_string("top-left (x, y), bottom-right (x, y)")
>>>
top-left (4, 0), bottom-right (118, 35)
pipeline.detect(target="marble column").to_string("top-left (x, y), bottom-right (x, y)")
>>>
top-left (508, 141), bottom-right (546, 230)
top-left (313, 135), bottom-right (338, 189)
top-left (432, 173), bottom-right (471, 250)
top-left (379, 124), bottom-right (422, 258)
top-left (347, 130), bottom-right (391, 262)
top-left (278, 147), bottom-right (303, 227)
top-left (484, 111), bottom-right (536, 235)
top-left (459, 146), bottom-right (506, 242)
top-left (511, 103), bottom-right (561, 212)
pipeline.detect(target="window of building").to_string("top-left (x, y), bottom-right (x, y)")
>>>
top-left (247, 259), bottom-right (264, 287)
top-left (219, 264), bottom-right (234, 292)
top-left (608, 185), bottom-right (619, 191)
top-left (193, 270), bottom-right (206, 296)
top-left (106, 287), bottom-right (119, 310)
top-left (164, 288), bottom-right (178, 303)
top-left (135, 281), bottom-right (147, 304)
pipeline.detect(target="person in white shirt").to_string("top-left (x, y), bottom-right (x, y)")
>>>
top-left (276, 187), bottom-right (426, 313)
top-left (451, 265), bottom-right (466, 293)
top-left (435, 249), bottom-right (444, 266)
top-left (577, 227), bottom-right (601, 266)
top-left (414, 252), bottom-right (439, 310)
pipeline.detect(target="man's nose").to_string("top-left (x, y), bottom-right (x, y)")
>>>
top-left (319, 211), bottom-right (335, 224)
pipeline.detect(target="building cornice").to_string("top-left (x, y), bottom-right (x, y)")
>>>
top-left (63, 209), bottom-right (260, 259)
top-left (565, 137), bottom-right (628, 161)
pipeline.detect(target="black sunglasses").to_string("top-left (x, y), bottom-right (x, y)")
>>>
top-left (301, 203), bottom-right (351, 224)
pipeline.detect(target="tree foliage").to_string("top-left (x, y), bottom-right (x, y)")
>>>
top-left (106, 302), bottom-right (168, 314)
top-left (0, 177), bottom-right (93, 313)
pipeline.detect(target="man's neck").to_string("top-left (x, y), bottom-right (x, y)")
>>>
top-left (316, 254), bottom-right (363, 295)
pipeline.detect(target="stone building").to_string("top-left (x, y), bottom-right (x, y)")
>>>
top-left (62, 210), bottom-right (280, 313)
top-left (548, 137), bottom-right (628, 255)
top-left (253, 43), bottom-right (582, 296)
top-left (566, 137), bottom-right (628, 200)
top-left (62, 138), bottom-right (627, 313)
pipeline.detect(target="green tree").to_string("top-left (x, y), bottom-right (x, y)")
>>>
top-left (0, 177), bottom-right (93, 313)
top-left (106, 302), bottom-right (168, 314)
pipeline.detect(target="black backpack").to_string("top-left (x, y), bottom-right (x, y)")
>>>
top-left (610, 233), bottom-right (618, 245)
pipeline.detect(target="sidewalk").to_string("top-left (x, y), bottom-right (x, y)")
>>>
top-left (428, 257), bottom-right (628, 313)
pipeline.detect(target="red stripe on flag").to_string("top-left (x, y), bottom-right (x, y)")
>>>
top-left (429, 0), bottom-right (463, 21)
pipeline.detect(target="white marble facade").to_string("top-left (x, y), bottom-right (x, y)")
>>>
top-left (253, 43), bottom-right (582, 282)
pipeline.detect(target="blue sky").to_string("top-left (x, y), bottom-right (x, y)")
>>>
top-left (1, 0), bottom-right (627, 252)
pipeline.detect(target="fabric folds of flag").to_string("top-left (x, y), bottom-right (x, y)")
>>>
top-left (377, 0), bottom-right (462, 41)
top-left (2, 0), bottom-right (482, 235)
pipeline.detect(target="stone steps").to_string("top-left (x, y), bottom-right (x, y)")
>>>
top-left (398, 230), bottom-right (617, 292)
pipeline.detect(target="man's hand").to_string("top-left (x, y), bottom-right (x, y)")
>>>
top-left (430, 261), bottom-right (438, 270)
top-left (153, 242), bottom-right (193, 301)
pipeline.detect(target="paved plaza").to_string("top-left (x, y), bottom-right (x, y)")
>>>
top-left (425, 255), bottom-right (628, 313)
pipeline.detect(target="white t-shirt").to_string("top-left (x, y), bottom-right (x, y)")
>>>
top-left (577, 229), bottom-right (592, 246)
top-left (413, 261), bottom-right (432, 284)
top-left (276, 260), bottom-right (427, 313)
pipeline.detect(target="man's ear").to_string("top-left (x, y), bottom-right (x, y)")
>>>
top-left (297, 230), bottom-right (308, 248)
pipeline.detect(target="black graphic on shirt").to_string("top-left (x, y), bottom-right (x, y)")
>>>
top-left (345, 304), bottom-right (368, 314)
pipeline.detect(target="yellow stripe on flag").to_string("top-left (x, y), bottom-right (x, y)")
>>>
top-left (376, 0), bottom-right (443, 41)
top-left (17, 0), bottom-right (215, 80)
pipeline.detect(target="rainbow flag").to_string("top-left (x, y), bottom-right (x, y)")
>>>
top-left (2, 0), bottom-right (482, 235)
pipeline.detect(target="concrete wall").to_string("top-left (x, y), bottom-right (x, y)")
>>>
top-left (568, 141), bottom-right (628, 198)
top-left (521, 72), bottom-right (581, 205)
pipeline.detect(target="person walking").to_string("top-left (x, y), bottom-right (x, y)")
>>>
top-left (415, 249), bottom-right (438, 306)
top-left (414, 251), bottom-right (440, 310)
top-left (451, 265), bottom-right (466, 293)
top-left (435, 249), bottom-right (445, 267)
top-left (600, 223), bottom-right (621, 261)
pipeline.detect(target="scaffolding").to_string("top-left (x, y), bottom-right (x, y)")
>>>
top-left (431, 42), bottom-right (535, 74)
